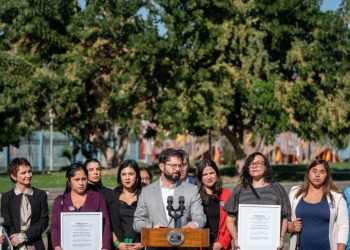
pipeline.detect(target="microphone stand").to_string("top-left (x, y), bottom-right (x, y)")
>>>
top-left (167, 197), bottom-right (186, 228)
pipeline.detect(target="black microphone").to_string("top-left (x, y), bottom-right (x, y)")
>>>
top-left (178, 196), bottom-right (185, 212)
top-left (296, 233), bottom-right (300, 250)
top-left (174, 196), bottom-right (185, 228)
top-left (167, 196), bottom-right (174, 217)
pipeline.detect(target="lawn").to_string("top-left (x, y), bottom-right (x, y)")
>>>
top-left (0, 162), bottom-right (349, 193)
top-left (0, 170), bottom-right (120, 193)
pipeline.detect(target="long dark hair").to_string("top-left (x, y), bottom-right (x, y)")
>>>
top-left (83, 158), bottom-right (103, 186)
top-left (116, 159), bottom-right (142, 194)
top-left (196, 159), bottom-right (222, 205)
top-left (295, 159), bottom-right (340, 204)
top-left (241, 152), bottom-right (273, 188)
top-left (64, 162), bottom-right (88, 193)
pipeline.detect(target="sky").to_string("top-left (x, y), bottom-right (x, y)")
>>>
top-left (321, 0), bottom-right (342, 11)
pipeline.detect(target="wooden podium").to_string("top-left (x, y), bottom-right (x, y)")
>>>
top-left (141, 228), bottom-right (209, 248)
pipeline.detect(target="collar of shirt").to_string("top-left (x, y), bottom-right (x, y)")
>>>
top-left (14, 186), bottom-right (33, 196)
top-left (160, 178), bottom-right (177, 223)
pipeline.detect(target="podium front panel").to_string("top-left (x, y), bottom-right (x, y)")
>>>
top-left (141, 228), bottom-right (209, 247)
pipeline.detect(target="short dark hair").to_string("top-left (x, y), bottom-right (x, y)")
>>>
top-left (158, 148), bottom-right (182, 164)
top-left (8, 157), bottom-right (32, 183)
top-left (177, 149), bottom-right (190, 165)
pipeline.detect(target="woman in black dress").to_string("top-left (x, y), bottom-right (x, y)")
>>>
top-left (107, 160), bottom-right (143, 250)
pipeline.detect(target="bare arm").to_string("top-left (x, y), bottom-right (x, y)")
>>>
top-left (278, 218), bottom-right (288, 249)
top-left (226, 216), bottom-right (239, 249)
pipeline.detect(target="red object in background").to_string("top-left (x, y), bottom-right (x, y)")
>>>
top-left (139, 134), bottom-right (145, 160)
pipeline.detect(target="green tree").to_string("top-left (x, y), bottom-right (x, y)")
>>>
top-left (0, 0), bottom-right (77, 147)
top-left (151, 0), bottom-right (350, 167)
top-left (47, 0), bottom-right (160, 167)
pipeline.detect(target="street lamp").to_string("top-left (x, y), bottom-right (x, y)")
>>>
top-left (49, 108), bottom-right (55, 172)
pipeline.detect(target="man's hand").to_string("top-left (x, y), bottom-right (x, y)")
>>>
top-left (182, 222), bottom-right (198, 229)
top-left (153, 223), bottom-right (164, 228)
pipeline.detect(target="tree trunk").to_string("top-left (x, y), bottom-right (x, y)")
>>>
top-left (117, 130), bottom-right (129, 165)
top-left (89, 125), bottom-right (129, 168)
top-left (221, 126), bottom-right (246, 171)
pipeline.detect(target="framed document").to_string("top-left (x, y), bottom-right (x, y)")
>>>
top-left (61, 212), bottom-right (102, 250)
top-left (238, 204), bottom-right (281, 250)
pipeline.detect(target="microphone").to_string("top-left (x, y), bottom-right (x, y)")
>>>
top-left (296, 233), bottom-right (300, 250)
top-left (175, 196), bottom-right (185, 228)
top-left (167, 196), bottom-right (174, 217)
top-left (178, 196), bottom-right (185, 212)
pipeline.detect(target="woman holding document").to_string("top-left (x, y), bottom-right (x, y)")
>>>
top-left (224, 152), bottom-right (291, 250)
top-left (288, 159), bottom-right (348, 250)
top-left (50, 162), bottom-right (111, 250)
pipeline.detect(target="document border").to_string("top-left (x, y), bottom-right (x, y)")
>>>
top-left (238, 204), bottom-right (281, 250)
top-left (61, 212), bottom-right (102, 250)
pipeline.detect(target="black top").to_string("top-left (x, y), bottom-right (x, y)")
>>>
top-left (119, 200), bottom-right (138, 242)
top-left (105, 188), bottom-right (141, 243)
top-left (87, 182), bottom-right (113, 210)
top-left (203, 196), bottom-right (220, 244)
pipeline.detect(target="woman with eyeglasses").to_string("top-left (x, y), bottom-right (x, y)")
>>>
top-left (196, 159), bottom-right (232, 250)
top-left (106, 160), bottom-right (143, 250)
top-left (139, 167), bottom-right (153, 187)
top-left (288, 159), bottom-right (348, 250)
top-left (50, 162), bottom-right (111, 250)
top-left (224, 152), bottom-right (291, 250)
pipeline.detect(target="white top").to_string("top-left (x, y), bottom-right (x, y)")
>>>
top-left (288, 185), bottom-right (349, 250)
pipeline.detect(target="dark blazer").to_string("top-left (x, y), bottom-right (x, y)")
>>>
top-left (0, 187), bottom-right (49, 250)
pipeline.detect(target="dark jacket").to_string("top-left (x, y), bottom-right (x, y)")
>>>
top-left (1, 187), bottom-right (49, 250)
top-left (106, 187), bottom-right (141, 242)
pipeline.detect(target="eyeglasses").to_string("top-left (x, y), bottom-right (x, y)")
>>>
top-left (249, 161), bottom-right (265, 168)
top-left (165, 163), bottom-right (183, 170)
top-left (141, 177), bottom-right (151, 181)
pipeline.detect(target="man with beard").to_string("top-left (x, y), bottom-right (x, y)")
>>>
top-left (133, 148), bottom-right (206, 232)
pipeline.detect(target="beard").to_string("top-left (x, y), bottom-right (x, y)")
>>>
top-left (163, 169), bottom-right (180, 182)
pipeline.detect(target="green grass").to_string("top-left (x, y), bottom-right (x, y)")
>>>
top-left (0, 171), bottom-right (119, 193)
top-left (1, 162), bottom-right (349, 193)
top-left (272, 162), bottom-right (350, 182)
top-left (218, 162), bottom-right (350, 182)
top-left (0, 172), bottom-right (65, 193)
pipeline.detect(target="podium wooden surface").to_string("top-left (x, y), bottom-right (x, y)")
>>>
top-left (141, 228), bottom-right (209, 247)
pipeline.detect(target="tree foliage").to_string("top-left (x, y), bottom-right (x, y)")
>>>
top-left (0, 0), bottom-right (349, 167)
top-left (150, 0), bottom-right (350, 163)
